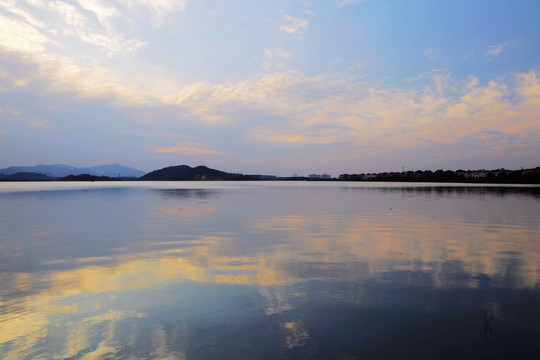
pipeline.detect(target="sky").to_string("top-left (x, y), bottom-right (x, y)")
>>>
top-left (0, 0), bottom-right (539, 176)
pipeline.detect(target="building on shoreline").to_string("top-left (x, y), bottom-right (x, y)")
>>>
top-left (309, 173), bottom-right (332, 179)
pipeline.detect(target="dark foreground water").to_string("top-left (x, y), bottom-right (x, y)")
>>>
top-left (0, 181), bottom-right (539, 359)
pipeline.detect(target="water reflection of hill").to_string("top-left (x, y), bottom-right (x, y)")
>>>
top-left (338, 184), bottom-right (540, 198)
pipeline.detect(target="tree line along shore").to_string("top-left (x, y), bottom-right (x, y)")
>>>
top-left (1, 165), bottom-right (539, 184)
top-left (338, 167), bottom-right (540, 184)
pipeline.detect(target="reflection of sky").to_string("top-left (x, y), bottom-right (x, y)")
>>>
top-left (0, 183), bottom-right (539, 359)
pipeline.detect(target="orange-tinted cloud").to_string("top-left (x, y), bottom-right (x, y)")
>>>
top-left (153, 143), bottom-right (230, 155)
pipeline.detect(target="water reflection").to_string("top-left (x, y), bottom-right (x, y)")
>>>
top-left (339, 184), bottom-right (540, 198)
top-left (0, 183), bottom-right (538, 359)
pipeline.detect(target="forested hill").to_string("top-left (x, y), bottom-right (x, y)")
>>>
top-left (138, 165), bottom-right (256, 181)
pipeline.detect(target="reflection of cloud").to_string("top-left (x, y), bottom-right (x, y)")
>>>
top-left (150, 326), bottom-right (187, 360)
top-left (259, 287), bottom-right (294, 315)
top-left (154, 203), bottom-right (218, 218)
top-left (60, 309), bottom-right (145, 359)
top-left (1, 186), bottom-right (539, 358)
top-left (283, 320), bottom-right (310, 349)
top-left (4, 192), bottom-right (538, 302)
top-left (248, 215), bottom-right (311, 232)
top-left (0, 312), bottom-right (49, 360)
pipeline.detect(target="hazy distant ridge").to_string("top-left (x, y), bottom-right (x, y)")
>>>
top-left (0, 172), bottom-right (55, 181)
top-left (0, 164), bottom-right (146, 178)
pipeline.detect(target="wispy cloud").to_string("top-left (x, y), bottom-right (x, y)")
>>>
top-left (161, 68), bottom-right (540, 157)
top-left (264, 48), bottom-right (294, 59)
top-left (423, 48), bottom-right (441, 60)
top-left (76, 0), bottom-right (123, 31)
top-left (280, 15), bottom-right (308, 37)
top-left (0, 1), bottom-right (148, 57)
top-left (119, 0), bottom-right (188, 27)
top-left (486, 44), bottom-right (505, 57)
top-left (0, 13), bottom-right (50, 53)
top-left (153, 143), bottom-right (230, 155)
top-left (1, 0), bottom-right (537, 171)
top-left (338, 0), bottom-right (368, 8)
top-left (262, 47), bottom-right (294, 71)
top-left (4, 35), bottom-right (538, 156)
top-left (0, 0), bottom-right (189, 58)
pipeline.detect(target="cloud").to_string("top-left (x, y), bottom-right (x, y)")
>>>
top-left (153, 143), bottom-right (230, 155)
top-left (280, 15), bottom-right (308, 37)
top-left (0, 1), bottom-right (147, 57)
top-left (3, 34), bottom-right (539, 158)
top-left (0, 49), bottom-right (165, 107)
top-left (1, 1), bottom-right (538, 171)
top-left (161, 68), bottom-right (540, 159)
top-left (246, 131), bottom-right (312, 145)
top-left (423, 48), bottom-right (441, 60)
top-left (0, 0), bottom-right (45, 28)
top-left (0, 13), bottom-right (50, 53)
top-left (262, 47), bottom-right (294, 71)
top-left (486, 44), bottom-right (505, 57)
top-left (264, 48), bottom-right (294, 59)
top-left (0, 0), bottom-right (189, 61)
top-left (119, 0), bottom-right (188, 27)
top-left (75, 0), bottom-right (123, 31)
top-left (338, 0), bottom-right (368, 8)
top-left (515, 70), bottom-right (540, 98)
top-left (245, 123), bottom-right (351, 145)
top-left (51, 2), bottom-right (146, 56)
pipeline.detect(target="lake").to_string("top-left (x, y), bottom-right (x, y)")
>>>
top-left (0, 181), bottom-right (539, 359)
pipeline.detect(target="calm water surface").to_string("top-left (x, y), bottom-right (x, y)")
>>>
top-left (0, 181), bottom-right (539, 359)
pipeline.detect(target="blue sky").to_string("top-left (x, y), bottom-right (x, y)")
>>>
top-left (0, 0), bottom-right (539, 176)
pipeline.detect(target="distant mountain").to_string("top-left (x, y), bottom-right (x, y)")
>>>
top-left (0, 164), bottom-right (76, 177)
top-left (139, 165), bottom-right (255, 181)
top-left (0, 164), bottom-right (146, 178)
top-left (70, 164), bottom-right (146, 178)
top-left (0, 172), bottom-right (54, 181)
